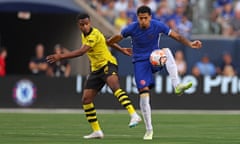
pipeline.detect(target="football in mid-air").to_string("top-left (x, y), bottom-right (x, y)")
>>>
top-left (150, 49), bottom-right (167, 67)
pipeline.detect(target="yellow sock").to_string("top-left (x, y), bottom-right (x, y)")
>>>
top-left (83, 103), bottom-right (101, 131)
top-left (125, 105), bottom-right (136, 115)
top-left (91, 121), bottom-right (101, 131)
top-left (114, 89), bottom-right (136, 115)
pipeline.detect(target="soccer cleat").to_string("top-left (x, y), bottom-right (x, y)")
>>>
top-left (83, 130), bottom-right (104, 139)
top-left (175, 82), bottom-right (193, 96)
top-left (128, 115), bottom-right (142, 128)
top-left (143, 130), bottom-right (153, 140)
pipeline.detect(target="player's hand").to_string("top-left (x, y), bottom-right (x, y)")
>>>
top-left (122, 48), bottom-right (132, 56)
top-left (191, 40), bottom-right (202, 49)
top-left (46, 54), bottom-right (61, 63)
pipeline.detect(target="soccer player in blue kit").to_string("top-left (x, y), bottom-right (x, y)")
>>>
top-left (107, 6), bottom-right (202, 140)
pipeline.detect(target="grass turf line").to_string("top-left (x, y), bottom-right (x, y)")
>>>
top-left (0, 113), bottom-right (240, 144)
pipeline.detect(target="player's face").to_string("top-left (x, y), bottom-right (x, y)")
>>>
top-left (77, 18), bottom-right (91, 35)
top-left (137, 13), bottom-right (151, 29)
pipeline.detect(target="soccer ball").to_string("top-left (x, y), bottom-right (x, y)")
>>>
top-left (150, 49), bottom-right (167, 67)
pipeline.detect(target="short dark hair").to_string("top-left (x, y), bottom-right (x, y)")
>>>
top-left (137, 5), bottom-right (151, 15)
top-left (76, 13), bottom-right (90, 21)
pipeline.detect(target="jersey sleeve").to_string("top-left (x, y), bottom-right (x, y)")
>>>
top-left (84, 34), bottom-right (98, 48)
top-left (121, 25), bottom-right (131, 38)
top-left (158, 22), bottom-right (171, 36)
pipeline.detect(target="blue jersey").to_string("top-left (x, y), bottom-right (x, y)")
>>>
top-left (121, 19), bottom-right (171, 62)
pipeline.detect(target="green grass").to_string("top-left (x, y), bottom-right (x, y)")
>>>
top-left (0, 112), bottom-right (240, 144)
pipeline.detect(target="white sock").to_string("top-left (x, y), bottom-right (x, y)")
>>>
top-left (140, 93), bottom-right (153, 131)
top-left (164, 48), bottom-right (180, 88)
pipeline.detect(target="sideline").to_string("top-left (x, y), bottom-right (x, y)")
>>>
top-left (1, 108), bottom-right (240, 114)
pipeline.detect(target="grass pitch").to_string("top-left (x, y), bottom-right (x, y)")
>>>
top-left (0, 111), bottom-right (240, 144)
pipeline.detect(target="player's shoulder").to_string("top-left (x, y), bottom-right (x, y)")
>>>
top-left (87, 28), bottom-right (103, 38)
top-left (91, 28), bottom-right (101, 35)
top-left (151, 19), bottom-right (166, 26)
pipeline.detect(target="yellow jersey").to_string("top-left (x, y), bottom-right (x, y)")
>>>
top-left (81, 28), bottom-right (117, 72)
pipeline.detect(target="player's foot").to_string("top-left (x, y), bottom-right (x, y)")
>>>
top-left (129, 115), bottom-right (142, 128)
top-left (143, 130), bottom-right (153, 140)
top-left (175, 82), bottom-right (192, 96)
top-left (83, 130), bottom-right (104, 139)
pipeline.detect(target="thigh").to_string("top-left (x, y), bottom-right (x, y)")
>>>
top-left (134, 60), bottom-right (155, 89)
top-left (106, 74), bottom-right (120, 92)
top-left (104, 62), bottom-right (120, 92)
top-left (84, 71), bottom-right (105, 91)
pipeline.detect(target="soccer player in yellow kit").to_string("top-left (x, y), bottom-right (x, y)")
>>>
top-left (46, 13), bottom-right (141, 139)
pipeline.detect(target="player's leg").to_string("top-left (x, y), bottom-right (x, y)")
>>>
top-left (162, 48), bottom-right (192, 95)
top-left (105, 62), bottom-right (141, 127)
top-left (82, 90), bottom-right (103, 139)
top-left (134, 61), bottom-right (154, 140)
top-left (82, 71), bottom-right (105, 139)
top-left (162, 48), bottom-right (180, 88)
top-left (139, 88), bottom-right (153, 140)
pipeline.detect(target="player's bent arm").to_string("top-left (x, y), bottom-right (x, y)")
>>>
top-left (109, 43), bottom-right (124, 52)
top-left (169, 31), bottom-right (202, 49)
top-left (107, 34), bottom-right (125, 52)
top-left (169, 30), bottom-right (192, 47)
top-left (107, 34), bottom-right (123, 45)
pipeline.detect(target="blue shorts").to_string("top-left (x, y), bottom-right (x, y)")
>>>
top-left (134, 60), bottom-right (163, 89)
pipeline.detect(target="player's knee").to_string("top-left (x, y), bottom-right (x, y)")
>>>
top-left (162, 48), bottom-right (173, 58)
top-left (110, 85), bottom-right (120, 93)
top-left (107, 81), bottom-right (120, 92)
top-left (106, 75), bottom-right (120, 91)
top-left (162, 47), bottom-right (170, 53)
top-left (82, 96), bottom-right (92, 104)
top-left (139, 90), bottom-right (150, 97)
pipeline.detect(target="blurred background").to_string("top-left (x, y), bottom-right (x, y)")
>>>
top-left (0, 0), bottom-right (240, 109)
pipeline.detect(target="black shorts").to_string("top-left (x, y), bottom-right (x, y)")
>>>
top-left (84, 62), bottom-right (118, 91)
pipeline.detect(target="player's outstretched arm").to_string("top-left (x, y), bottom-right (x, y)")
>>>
top-left (107, 34), bottom-right (132, 56)
top-left (46, 45), bottom-right (91, 63)
top-left (169, 30), bottom-right (202, 49)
